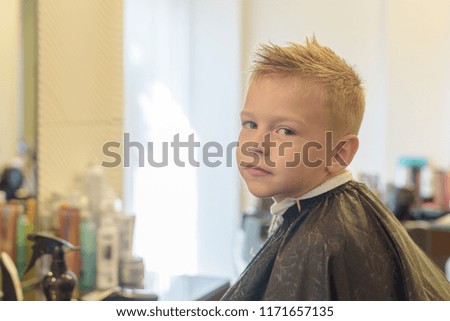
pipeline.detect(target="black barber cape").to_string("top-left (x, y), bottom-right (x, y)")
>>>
top-left (221, 181), bottom-right (450, 300)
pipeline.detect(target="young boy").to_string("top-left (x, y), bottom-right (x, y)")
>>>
top-left (221, 37), bottom-right (450, 300)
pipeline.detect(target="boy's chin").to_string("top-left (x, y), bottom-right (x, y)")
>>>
top-left (246, 186), bottom-right (275, 199)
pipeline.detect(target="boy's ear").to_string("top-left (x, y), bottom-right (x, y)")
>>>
top-left (326, 134), bottom-right (359, 174)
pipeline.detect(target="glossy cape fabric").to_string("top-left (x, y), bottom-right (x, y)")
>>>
top-left (221, 181), bottom-right (450, 300)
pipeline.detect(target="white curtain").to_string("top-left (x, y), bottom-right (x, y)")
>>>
top-left (124, 0), bottom-right (198, 274)
top-left (124, 0), bottom-right (241, 277)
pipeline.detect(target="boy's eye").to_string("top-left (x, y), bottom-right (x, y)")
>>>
top-left (277, 128), bottom-right (295, 136)
top-left (242, 121), bottom-right (257, 129)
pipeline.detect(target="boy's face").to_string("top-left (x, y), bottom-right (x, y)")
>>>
top-left (237, 75), bottom-right (332, 202)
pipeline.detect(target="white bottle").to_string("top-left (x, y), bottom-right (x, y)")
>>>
top-left (96, 216), bottom-right (119, 290)
top-left (117, 214), bottom-right (135, 259)
top-left (84, 163), bottom-right (105, 227)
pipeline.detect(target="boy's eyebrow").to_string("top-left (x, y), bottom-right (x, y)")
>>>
top-left (240, 111), bottom-right (307, 127)
top-left (240, 111), bottom-right (253, 118)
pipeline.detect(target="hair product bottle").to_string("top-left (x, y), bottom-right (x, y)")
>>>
top-left (42, 246), bottom-right (77, 300)
top-left (79, 209), bottom-right (96, 294)
top-left (96, 216), bottom-right (119, 290)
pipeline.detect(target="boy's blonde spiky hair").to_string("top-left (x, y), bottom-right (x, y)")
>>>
top-left (250, 36), bottom-right (365, 136)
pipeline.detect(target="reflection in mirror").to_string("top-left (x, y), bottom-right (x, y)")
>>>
top-left (0, 0), bottom-right (37, 201)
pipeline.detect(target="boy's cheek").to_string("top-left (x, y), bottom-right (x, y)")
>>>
top-left (236, 147), bottom-right (258, 167)
top-left (235, 144), bottom-right (248, 165)
top-left (304, 146), bottom-right (327, 168)
top-left (274, 143), bottom-right (302, 167)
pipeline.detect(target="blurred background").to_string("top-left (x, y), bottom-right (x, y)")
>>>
top-left (0, 0), bottom-right (449, 300)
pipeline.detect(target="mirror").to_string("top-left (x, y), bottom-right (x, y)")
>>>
top-left (0, 0), bottom-right (37, 200)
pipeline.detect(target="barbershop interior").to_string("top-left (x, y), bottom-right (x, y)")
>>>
top-left (0, 0), bottom-right (449, 301)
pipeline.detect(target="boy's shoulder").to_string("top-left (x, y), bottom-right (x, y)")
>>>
top-left (283, 181), bottom-right (397, 255)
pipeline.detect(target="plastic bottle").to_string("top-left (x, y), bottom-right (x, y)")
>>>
top-left (0, 190), bottom-right (6, 251)
top-left (42, 246), bottom-right (77, 300)
top-left (84, 163), bottom-right (105, 227)
top-left (15, 205), bottom-right (28, 278)
top-left (96, 216), bottom-right (119, 290)
top-left (79, 209), bottom-right (96, 294)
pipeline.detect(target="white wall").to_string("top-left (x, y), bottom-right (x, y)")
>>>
top-left (385, 0), bottom-right (450, 178)
top-left (0, 0), bottom-right (22, 168)
top-left (241, 0), bottom-right (450, 184)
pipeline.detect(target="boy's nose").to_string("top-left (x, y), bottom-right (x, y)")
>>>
top-left (247, 131), bottom-right (272, 156)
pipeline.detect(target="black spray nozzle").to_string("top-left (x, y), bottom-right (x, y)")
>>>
top-left (24, 233), bottom-right (77, 275)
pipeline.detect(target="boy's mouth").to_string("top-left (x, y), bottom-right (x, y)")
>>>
top-left (242, 165), bottom-right (273, 176)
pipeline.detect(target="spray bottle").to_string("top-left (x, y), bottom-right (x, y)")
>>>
top-left (24, 233), bottom-right (78, 300)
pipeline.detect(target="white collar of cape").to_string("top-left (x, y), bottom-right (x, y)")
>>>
top-left (268, 170), bottom-right (353, 236)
